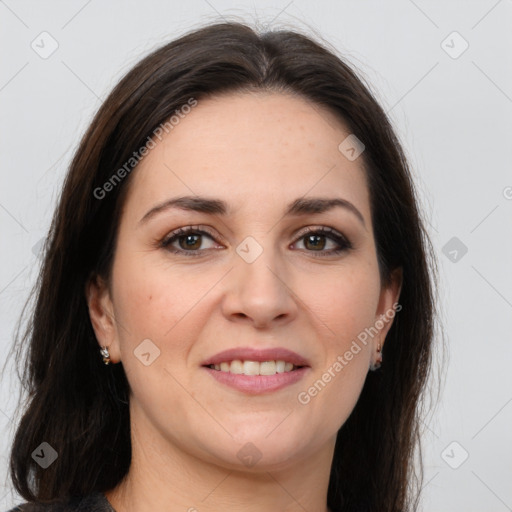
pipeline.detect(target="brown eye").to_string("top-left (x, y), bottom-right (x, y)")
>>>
top-left (178, 233), bottom-right (203, 250)
top-left (293, 227), bottom-right (352, 256)
top-left (161, 227), bottom-right (219, 255)
top-left (303, 233), bottom-right (327, 251)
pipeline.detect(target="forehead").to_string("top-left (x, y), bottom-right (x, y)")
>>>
top-left (123, 91), bottom-right (371, 222)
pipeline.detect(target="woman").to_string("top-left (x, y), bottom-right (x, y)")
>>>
top-left (6, 20), bottom-right (439, 512)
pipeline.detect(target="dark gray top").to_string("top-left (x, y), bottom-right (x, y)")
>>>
top-left (6, 492), bottom-right (115, 512)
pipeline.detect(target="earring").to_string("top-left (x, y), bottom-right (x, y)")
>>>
top-left (370, 342), bottom-right (382, 371)
top-left (100, 346), bottom-right (111, 365)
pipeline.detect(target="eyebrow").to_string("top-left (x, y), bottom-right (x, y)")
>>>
top-left (139, 195), bottom-right (366, 227)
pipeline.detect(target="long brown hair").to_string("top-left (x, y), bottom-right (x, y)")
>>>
top-left (6, 21), bottom-right (441, 512)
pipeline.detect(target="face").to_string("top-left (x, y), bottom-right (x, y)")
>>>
top-left (88, 91), bottom-right (401, 472)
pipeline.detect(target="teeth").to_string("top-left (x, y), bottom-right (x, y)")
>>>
top-left (259, 361), bottom-right (276, 375)
top-left (209, 360), bottom-right (299, 375)
top-left (230, 360), bottom-right (243, 374)
top-left (243, 360), bottom-right (260, 375)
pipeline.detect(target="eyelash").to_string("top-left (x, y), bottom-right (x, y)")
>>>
top-left (159, 225), bottom-right (353, 258)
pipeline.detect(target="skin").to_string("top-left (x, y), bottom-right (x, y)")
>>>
top-left (87, 91), bottom-right (402, 512)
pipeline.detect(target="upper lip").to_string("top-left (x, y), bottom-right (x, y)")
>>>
top-left (201, 347), bottom-right (310, 367)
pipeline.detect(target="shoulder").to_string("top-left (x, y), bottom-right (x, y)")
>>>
top-left (5, 491), bottom-right (114, 512)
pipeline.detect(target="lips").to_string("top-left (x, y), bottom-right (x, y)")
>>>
top-left (204, 366), bottom-right (309, 394)
top-left (201, 346), bottom-right (311, 394)
top-left (201, 347), bottom-right (310, 368)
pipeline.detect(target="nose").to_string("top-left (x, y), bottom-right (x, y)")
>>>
top-left (221, 246), bottom-right (298, 329)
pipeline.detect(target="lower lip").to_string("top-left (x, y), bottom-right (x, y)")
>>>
top-left (202, 366), bottom-right (309, 394)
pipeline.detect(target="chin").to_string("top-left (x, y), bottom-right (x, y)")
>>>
top-left (200, 432), bottom-right (309, 472)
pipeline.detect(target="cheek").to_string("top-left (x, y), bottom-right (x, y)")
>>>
top-left (111, 249), bottom-right (185, 333)
top-left (109, 253), bottom-right (200, 401)
top-left (298, 261), bottom-right (381, 341)
top-left (294, 262), bottom-right (379, 408)
top-left (296, 273), bottom-right (376, 431)
top-left (110, 251), bottom-right (223, 356)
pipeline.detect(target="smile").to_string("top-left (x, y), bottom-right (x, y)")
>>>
top-left (202, 362), bottom-right (309, 394)
top-left (206, 360), bottom-right (300, 375)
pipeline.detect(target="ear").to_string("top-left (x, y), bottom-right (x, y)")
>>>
top-left (374, 267), bottom-right (403, 350)
top-left (85, 274), bottom-right (121, 363)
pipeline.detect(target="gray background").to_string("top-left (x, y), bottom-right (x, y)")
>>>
top-left (1, 1), bottom-right (511, 510)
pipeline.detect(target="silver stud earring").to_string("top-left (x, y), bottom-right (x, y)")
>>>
top-left (369, 342), bottom-right (382, 371)
top-left (100, 346), bottom-right (111, 365)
